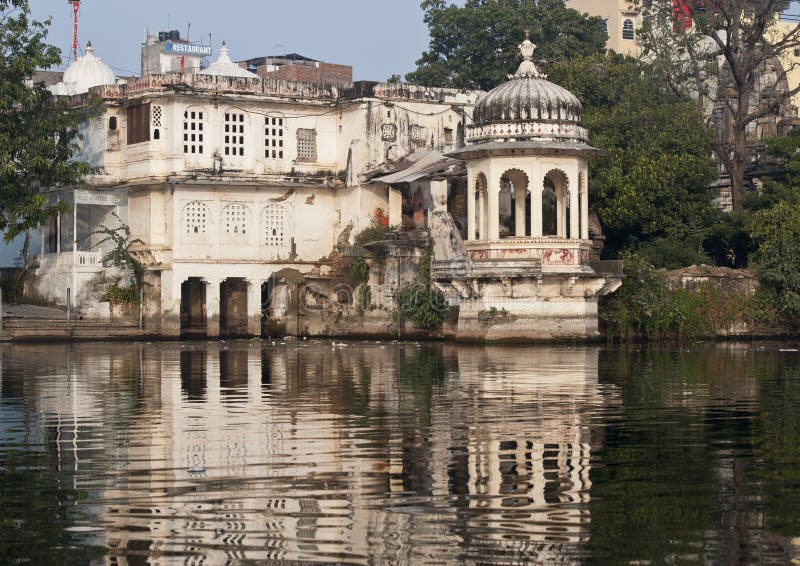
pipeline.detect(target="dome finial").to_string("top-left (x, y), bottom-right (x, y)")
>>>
top-left (513, 31), bottom-right (545, 79)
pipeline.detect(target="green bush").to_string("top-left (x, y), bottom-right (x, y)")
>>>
top-left (748, 199), bottom-right (800, 322)
top-left (601, 255), bottom-right (767, 342)
top-left (348, 256), bottom-right (370, 285)
top-left (103, 284), bottom-right (140, 307)
top-left (358, 284), bottom-right (372, 309)
top-left (396, 245), bottom-right (447, 330)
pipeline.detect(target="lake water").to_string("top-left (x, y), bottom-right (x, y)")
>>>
top-left (1, 340), bottom-right (799, 564)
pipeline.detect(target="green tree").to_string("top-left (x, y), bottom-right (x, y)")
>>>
top-left (0, 0), bottom-right (89, 241)
top-left (631, 0), bottom-right (800, 211)
top-left (406, 0), bottom-right (608, 90)
top-left (549, 53), bottom-right (718, 265)
top-left (747, 197), bottom-right (800, 321)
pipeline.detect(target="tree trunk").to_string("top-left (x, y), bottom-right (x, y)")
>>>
top-left (730, 87), bottom-right (751, 212)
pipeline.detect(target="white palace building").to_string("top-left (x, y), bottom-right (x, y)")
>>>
top-left (23, 32), bottom-right (621, 341)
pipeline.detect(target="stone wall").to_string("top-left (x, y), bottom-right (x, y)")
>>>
top-left (663, 265), bottom-right (791, 338)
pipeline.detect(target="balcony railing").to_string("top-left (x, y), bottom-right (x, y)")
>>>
top-left (36, 251), bottom-right (103, 270)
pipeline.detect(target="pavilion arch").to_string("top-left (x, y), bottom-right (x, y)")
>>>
top-left (499, 168), bottom-right (530, 238)
top-left (543, 169), bottom-right (569, 238)
top-left (473, 172), bottom-right (488, 240)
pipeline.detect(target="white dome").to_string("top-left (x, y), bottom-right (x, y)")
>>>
top-left (468, 33), bottom-right (587, 145)
top-left (60, 42), bottom-right (116, 95)
top-left (198, 42), bottom-right (259, 79)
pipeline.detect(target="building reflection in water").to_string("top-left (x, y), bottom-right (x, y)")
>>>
top-left (0, 341), bottom-right (608, 564)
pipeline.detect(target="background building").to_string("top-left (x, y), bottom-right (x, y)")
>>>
top-left (567, 0), bottom-right (641, 57)
top-left (238, 53), bottom-right (352, 85)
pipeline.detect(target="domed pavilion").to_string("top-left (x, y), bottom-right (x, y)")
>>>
top-left (50, 42), bottom-right (116, 96)
top-left (435, 33), bottom-right (622, 340)
top-left (454, 31), bottom-right (595, 250)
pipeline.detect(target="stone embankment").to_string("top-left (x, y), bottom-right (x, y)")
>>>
top-left (664, 265), bottom-right (791, 338)
top-left (0, 304), bottom-right (148, 342)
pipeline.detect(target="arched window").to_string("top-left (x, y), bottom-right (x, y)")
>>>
top-left (263, 204), bottom-right (288, 247)
top-left (108, 116), bottom-right (117, 130)
top-left (222, 202), bottom-right (251, 237)
top-left (183, 107), bottom-right (205, 155)
top-left (622, 19), bottom-right (635, 41)
top-left (183, 201), bottom-right (210, 236)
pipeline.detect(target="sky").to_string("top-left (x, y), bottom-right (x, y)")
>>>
top-left (27, 1), bottom-right (434, 81)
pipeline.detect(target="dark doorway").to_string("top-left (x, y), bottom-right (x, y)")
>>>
top-left (220, 278), bottom-right (248, 337)
top-left (180, 350), bottom-right (207, 400)
top-left (220, 349), bottom-right (249, 393)
top-left (180, 278), bottom-right (206, 337)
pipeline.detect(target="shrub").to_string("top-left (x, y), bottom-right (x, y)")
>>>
top-left (396, 245), bottom-right (447, 330)
top-left (601, 255), bottom-right (772, 342)
top-left (103, 284), bottom-right (140, 307)
top-left (748, 199), bottom-right (800, 322)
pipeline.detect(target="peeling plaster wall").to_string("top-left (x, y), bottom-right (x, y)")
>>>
top-left (22, 79), bottom-right (485, 334)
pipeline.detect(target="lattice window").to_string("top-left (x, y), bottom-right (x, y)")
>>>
top-left (381, 123), bottom-right (397, 142)
top-left (622, 19), bottom-right (635, 40)
top-left (183, 108), bottom-right (205, 155)
top-left (183, 201), bottom-right (210, 236)
top-left (224, 111), bottom-right (246, 157)
top-left (296, 128), bottom-right (317, 162)
top-left (152, 105), bottom-right (163, 127)
top-left (264, 117), bottom-right (285, 159)
top-left (222, 202), bottom-right (251, 236)
top-left (263, 204), bottom-right (287, 247)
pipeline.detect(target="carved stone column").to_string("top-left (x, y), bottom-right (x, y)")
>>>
top-left (515, 186), bottom-right (527, 237)
top-left (569, 176), bottom-right (580, 240)
top-left (581, 172), bottom-right (590, 240)
top-left (203, 278), bottom-right (221, 338)
top-left (246, 279), bottom-right (264, 337)
top-left (467, 172), bottom-right (476, 241)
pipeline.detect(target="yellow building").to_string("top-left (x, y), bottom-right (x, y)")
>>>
top-left (567, 0), bottom-right (641, 57)
top-left (771, 18), bottom-right (800, 109)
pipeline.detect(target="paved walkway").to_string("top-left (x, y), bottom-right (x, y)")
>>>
top-left (3, 304), bottom-right (67, 319)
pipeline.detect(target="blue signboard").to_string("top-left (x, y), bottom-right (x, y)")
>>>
top-left (163, 42), bottom-right (212, 57)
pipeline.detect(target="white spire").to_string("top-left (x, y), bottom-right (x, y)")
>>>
top-left (198, 41), bottom-right (259, 79)
top-left (512, 30), bottom-right (546, 80)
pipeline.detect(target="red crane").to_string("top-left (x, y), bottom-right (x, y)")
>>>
top-left (68, 1), bottom-right (80, 60)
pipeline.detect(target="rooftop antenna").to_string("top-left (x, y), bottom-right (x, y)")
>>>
top-left (67, 1), bottom-right (81, 61)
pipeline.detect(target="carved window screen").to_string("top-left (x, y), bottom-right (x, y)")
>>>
top-left (296, 128), bottom-right (317, 162)
top-left (183, 201), bottom-right (210, 236)
top-left (222, 202), bottom-right (251, 236)
top-left (263, 204), bottom-right (287, 247)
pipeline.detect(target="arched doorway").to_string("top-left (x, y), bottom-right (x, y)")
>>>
top-left (543, 169), bottom-right (568, 238)
top-left (500, 169), bottom-right (530, 237)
